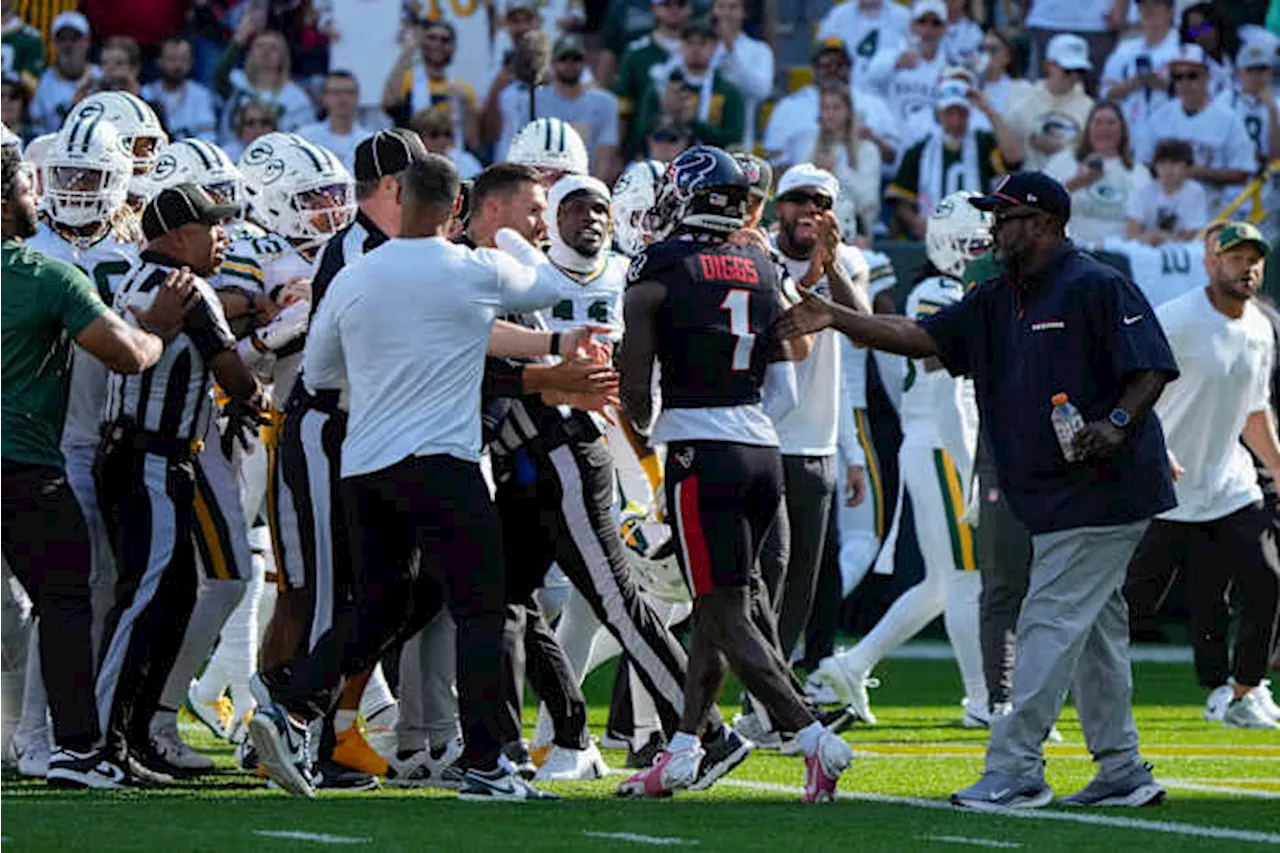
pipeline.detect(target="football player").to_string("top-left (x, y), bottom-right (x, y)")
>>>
top-left (62, 92), bottom-right (168, 212)
top-left (506, 117), bottom-right (590, 190)
top-left (617, 146), bottom-right (854, 802)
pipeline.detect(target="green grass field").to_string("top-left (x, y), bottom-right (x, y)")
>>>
top-left (4, 654), bottom-right (1279, 852)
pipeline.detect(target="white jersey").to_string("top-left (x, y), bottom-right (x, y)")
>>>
top-left (1214, 88), bottom-right (1278, 162)
top-left (868, 47), bottom-right (949, 130)
top-left (901, 275), bottom-right (977, 484)
top-left (532, 254), bottom-right (628, 339)
top-left (26, 223), bottom-right (141, 449)
top-left (816, 1), bottom-right (910, 84)
top-left (1136, 98), bottom-right (1257, 210)
top-left (443, 0), bottom-right (496, 96)
top-left (1100, 30), bottom-right (1179, 140)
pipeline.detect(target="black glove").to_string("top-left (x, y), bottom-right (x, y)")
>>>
top-left (221, 397), bottom-right (269, 459)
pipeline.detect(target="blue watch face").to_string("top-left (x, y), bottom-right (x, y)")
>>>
top-left (1110, 409), bottom-right (1130, 428)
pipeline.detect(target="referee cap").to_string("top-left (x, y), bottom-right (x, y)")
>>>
top-left (970, 172), bottom-right (1071, 222)
top-left (353, 129), bottom-right (428, 182)
top-left (1214, 222), bottom-right (1269, 257)
top-left (141, 183), bottom-right (238, 242)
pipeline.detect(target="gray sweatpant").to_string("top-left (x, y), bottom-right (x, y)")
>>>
top-left (986, 521), bottom-right (1147, 781)
top-left (396, 609), bottom-right (460, 754)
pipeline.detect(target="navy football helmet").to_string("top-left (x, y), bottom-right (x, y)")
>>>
top-left (644, 145), bottom-right (749, 240)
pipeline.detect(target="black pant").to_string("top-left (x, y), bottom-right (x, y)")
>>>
top-left (973, 466), bottom-right (1033, 708)
top-left (1125, 503), bottom-right (1280, 688)
top-left (802, 494), bottom-right (845, 670)
top-left (94, 449), bottom-right (199, 761)
top-left (497, 438), bottom-right (700, 742)
top-left (266, 454), bottom-right (507, 770)
top-left (1, 461), bottom-right (99, 752)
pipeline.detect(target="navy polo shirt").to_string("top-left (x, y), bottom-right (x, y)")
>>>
top-left (919, 241), bottom-right (1179, 534)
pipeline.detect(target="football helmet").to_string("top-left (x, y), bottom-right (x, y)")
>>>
top-left (926, 190), bottom-right (993, 278)
top-left (238, 133), bottom-right (355, 249)
top-left (619, 504), bottom-right (690, 604)
top-left (2, 122), bottom-right (21, 156)
top-left (42, 116), bottom-right (131, 232)
top-left (612, 159), bottom-right (665, 257)
top-left (147, 138), bottom-right (245, 214)
top-left (507, 118), bottom-right (589, 185)
top-left (645, 145), bottom-right (749, 240)
top-left (63, 92), bottom-right (168, 199)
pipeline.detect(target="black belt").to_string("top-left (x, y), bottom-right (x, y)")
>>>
top-left (288, 387), bottom-right (344, 418)
top-left (102, 421), bottom-right (203, 460)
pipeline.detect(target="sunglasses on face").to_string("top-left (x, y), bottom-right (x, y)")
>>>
top-left (425, 129), bottom-right (452, 140)
top-left (556, 54), bottom-right (586, 63)
top-left (916, 16), bottom-right (944, 27)
top-left (1172, 71), bottom-right (1204, 81)
top-left (1186, 22), bottom-right (1214, 38)
top-left (778, 191), bottom-right (834, 210)
top-left (423, 33), bottom-right (454, 44)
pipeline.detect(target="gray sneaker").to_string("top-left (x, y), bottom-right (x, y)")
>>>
top-left (1058, 762), bottom-right (1165, 807)
top-left (951, 772), bottom-right (1054, 811)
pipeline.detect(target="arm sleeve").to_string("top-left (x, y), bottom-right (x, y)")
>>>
top-left (182, 281), bottom-right (237, 361)
top-left (489, 250), bottom-right (560, 312)
top-left (761, 359), bottom-right (799, 423)
top-left (302, 274), bottom-right (352, 391)
top-left (213, 41), bottom-right (245, 101)
top-left (836, 337), bottom-right (866, 465)
top-left (482, 358), bottom-right (527, 399)
top-left (917, 288), bottom-right (981, 377)
top-left (51, 260), bottom-right (109, 338)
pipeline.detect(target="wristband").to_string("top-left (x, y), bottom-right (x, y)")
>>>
top-left (549, 332), bottom-right (561, 357)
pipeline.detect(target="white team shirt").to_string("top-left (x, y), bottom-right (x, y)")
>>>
top-left (764, 85), bottom-right (901, 168)
top-left (297, 121), bottom-right (373, 172)
top-left (865, 46), bottom-right (949, 131)
top-left (1155, 287), bottom-right (1273, 522)
top-left (30, 65), bottom-right (100, 134)
top-left (1025, 0), bottom-right (1112, 32)
top-left (816, 1), bottom-right (911, 84)
top-left (1134, 98), bottom-right (1256, 210)
top-left (710, 34), bottom-right (776, 149)
top-left (1100, 29), bottom-right (1180, 142)
top-left (533, 254), bottom-right (628, 338)
top-left (26, 224), bottom-right (140, 449)
top-left (1123, 178), bottom-right (1210, 234)
top-left (900, 276), bottom-right (978, 481)
top-left (1214, 88), bottom-right (1278, 161)
top-left (141, 79), bottom-right (219, 142)
top-left (1044, 151), bottom-right (1152, 246)
top-left (771, 239), bottom-right (870, 457)
top-left (304, 237), bottom-right (557, 476)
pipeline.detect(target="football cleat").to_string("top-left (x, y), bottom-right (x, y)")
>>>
top-left (1256, 679), bottom-right (1280, 721)
top-left (502, 741), bottom-right (537, 781)
top-left (803, 730), bottom-right (854, 804)
top-left (386, 736), bottom-right (465, 789)
top-left (626, 731), bottom-right (667, 769)
top-left (1223, 690), bottom-right (1280, 730)
top-left (332, 724), bottom-right (389, 776)
top-left (616, 745), bottom-right (702, 798)
top-left (186, 679), bottom-right (234, 740)
top-left (688, 726), bottom-right (754, 792)
top-left (815, 656), bottom-right (879, 725)
top-left (1204, 684), bottom-right (1232, 722)
top-left (458, 765), bottom-right (558, 801)
top-left (247, 673), bottom-right (315, 798)
top-left (314, 759), bottom-right (379, 791)
top-left (46, 750), bottom-right (139, 790)
top-left (731, 711), bottom-right (783, 750)
top-left (148, 724), bottom-right (215, 775)
top-left (8, 734), bottom-right (51, 778)
top-left (533, 742), bottom-right (608, 782)
top-left (961, 698), bottom-right (992, 729)
top-left (804, 671), bottom-right (841, 706)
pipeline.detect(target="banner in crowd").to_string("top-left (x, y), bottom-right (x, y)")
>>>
top-left (1100, 238), bottom-right (1208, 309)
top-left (330, 0), bottom-right (401, 108)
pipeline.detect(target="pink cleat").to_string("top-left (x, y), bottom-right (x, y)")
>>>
top-left (616, 746), bottom-right (703, 798)
top-left (802, 731), bottom-right (852, 803)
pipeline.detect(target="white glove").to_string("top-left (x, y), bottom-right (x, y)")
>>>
top-left (255, 299), bottom-right (310, 351)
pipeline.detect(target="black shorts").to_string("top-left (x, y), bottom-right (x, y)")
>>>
top-left (664, 440), bottom-right (782, 595)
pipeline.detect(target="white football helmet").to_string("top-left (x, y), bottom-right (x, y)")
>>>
top-left (23, 133), bottom-right (57, 200)
top-left (612, 159), bottom-right (665, 257)
top-left (238, 133), bottom-right (355, 250)
top-left (63, 92), bottom-right (168, 197)
top-left (147, 138), bottom-right (245, 214)
top-left (507, 118), bottom-right (589, 185)
top-left (926, 190), bottom-right (993, 278)
top-left (42, 117), bottom-right (131, 233)
top-left (619, 505), bottom-right (690, 604)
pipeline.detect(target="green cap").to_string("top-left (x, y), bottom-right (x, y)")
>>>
top-left (1215, 221), bottom-right (1270, 257)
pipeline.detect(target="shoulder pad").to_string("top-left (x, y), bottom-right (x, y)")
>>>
top-left (626, 240), bottom-right (697, 286)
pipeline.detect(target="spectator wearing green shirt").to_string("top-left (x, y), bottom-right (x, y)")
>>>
top-left (0, 146), bottom-right (193, 789)
top-left (611, 0), bottom-right (692, 150)
top-left (2, 2), bottom-right (45, 92)
top-left (633, 19), bottom-right (746, 154)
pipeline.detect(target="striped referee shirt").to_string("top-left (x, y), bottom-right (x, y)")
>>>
top-left (104, 252), bottom-right (236, 442)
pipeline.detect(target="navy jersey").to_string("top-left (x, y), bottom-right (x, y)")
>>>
top-left (629, 239), bottom-right (784, 409)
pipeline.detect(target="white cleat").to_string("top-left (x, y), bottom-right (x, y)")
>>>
top-left (534, 742), bottom-right (609, 782)
top-left (961, 698), bottom-right (991, 729)
top-left (186, 679), bottom-right (233, 740)
top-left (815, 656), bottom-right (878, 725)
top-left (1255, 680), bottom-right (1280, 721)
top-left (804, 672), bottom-right (841, 706)
top-left (1223, 690), bottom-right (1280, 730)
top-left (149, 722), bottom-right (215, 773)
top-left (8, 734), bottom-right (51, 778)
top-left (803, 731), bottom-right (854, 804)
top-left (731, 711), bottom-right (782, 750)
top-left (1203, 684), bottom-right (1232, 722)
top-left (617, 745), bottom-right (703, 798)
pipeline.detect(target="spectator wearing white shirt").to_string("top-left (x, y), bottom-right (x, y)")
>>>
top-left (763, 39), bottom-right (900, 171)
top-left (1136, 43), bottom-right (1256, 212)
top-left (1125, 138), bottom-right (1209, 245)
top-left (1003, 34), bottom-right (1095, 172)
top-left (865, 0), bottom-right (951, 132)
top-left (806, 84), bottom-right (882, 237)
top-left (976, 29), bottom-right (1033, 117)
top-left (1100, 0), bottom-right (1179, 146)
top-left (222, 98), bottom-right (278, 163)
top-left (29, 11), bottom-right (97, 135)
top-left (1025, 0), bottom-right (1126, 93)
top-left (941, 0), bottom-right (983, 70)
top-left (299, 71), bottom-right (372, 173)
top-left (1215, 40), bottom-right (1280, 166)
top-left (142, 36), bottom-right (218, 143)
top-left (709, 0), bottom-right (773, 151)
top-left (1045, 101), bottom-right (1152, 246)
top-left (411, 105), bottom-right (484, 180)
top-left (1180, 3), bottom-right (1236, 96)
top-left (816, 0), bottom-right (910, 85)
top-left (1125, 222), bottom-right (1280, 731)
top-left (214, 8), bottom-right (317, 145)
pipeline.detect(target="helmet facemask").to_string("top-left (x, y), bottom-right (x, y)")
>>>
top-left (44, 163), bottom-right (128, 234)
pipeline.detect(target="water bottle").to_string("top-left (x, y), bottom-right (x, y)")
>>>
top-left (1051, 393), bottom-right (1085, 462)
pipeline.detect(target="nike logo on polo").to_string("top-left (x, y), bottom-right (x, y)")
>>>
top-left (1123, 315), bottom-right (1143, 325)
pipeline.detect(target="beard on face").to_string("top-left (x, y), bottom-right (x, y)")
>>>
top-left (12, 201), bottom-right (38, 239)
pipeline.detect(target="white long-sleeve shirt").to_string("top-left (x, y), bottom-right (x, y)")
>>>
top-left (710, 34), bottom-right (775, 150)
top-left (304, 236), bottom-right (558, 476)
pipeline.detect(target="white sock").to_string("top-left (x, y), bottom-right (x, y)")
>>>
top-left (158, 578), bottom-right (247, 711)
top-left (555, 588), bottom-right (602, 681)
top-left (335, 709), bottom-right (358, 732)
top-left (944, 570), bottom-right (988, 712)
top-left (842, 563), bottom-right (945, 674)
top-left (359, 662), bottom-right (395, 717)
top-left (796, 721), bottom-right (825, 757)
top-left (668, 731), bottom-right (699, 753)
top-left (629, 664), bottom-right (661, 744)
top-left (15, 627), bottom-right (49, 746)
top-left (196, 550), bottom-right (265, 720)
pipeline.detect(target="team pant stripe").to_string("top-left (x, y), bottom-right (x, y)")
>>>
top-left (300, 411), bottom-right (336, 652)
top-left (191, 456), bottom-right (235, 580)
top-left (95, 454), bottom-right (175, 733)
top-left (549, 446), bottom-right (686, 718)
top-left (674, 477), bottom-right (714, 596)
top-left (933, 449), bottom-right (976, 572)
top-left (265, 437), bottom-right (288, 590)
top-left (854, 409), bottom-right (885, 537)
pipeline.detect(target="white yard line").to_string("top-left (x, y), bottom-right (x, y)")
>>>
top-left (919, 835), bottom-right (1023, 849)
top-left (252, 830), bottom-right (371, 845)
top-left (583, 831), bottom-right (698, 846)
top-left (1164, 780), bottom-right (1280, 800)
top-left (717, 779), bottom-right (1280, 845)
top-left (883, 641), bottom-right (1192, 664)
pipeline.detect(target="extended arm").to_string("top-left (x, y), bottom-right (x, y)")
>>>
top-left (777, 292), bottom-right (940, 359)
top-left (619, 280), bottom-right (665, 435)
top-left (1243, 409), bottom-right (1280, 483)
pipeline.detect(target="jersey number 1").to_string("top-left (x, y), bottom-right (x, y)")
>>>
top-left (720, 289), bottom-right (755, 372)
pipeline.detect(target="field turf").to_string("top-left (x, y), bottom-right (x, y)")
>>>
top-left (3, 653), bottom-right (1278, 852)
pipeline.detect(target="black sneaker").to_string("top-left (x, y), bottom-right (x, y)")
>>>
top-left (688, 725), bottom-right (753, 792)
top-left (818, 706), bottom-right (857, 735)
top-left (137, 740), bottom-right (206, 779)
top-left (46, 749), bottom-right (137, 790)
top-left (248, 673), bottom-right (315, 798)
top-left (501, 741), bottom-right (537, 781)
top-left (626, 731), bottom-right (667, 769)
top-left (127, 751), bottom-right (176, 786)
top-left (314, 759), bottom-right (379, 791)
top-left (458, 766), bottom-right (558, 801)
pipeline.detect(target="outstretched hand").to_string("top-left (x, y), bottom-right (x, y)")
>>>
top-left (776, 291), bottom-right (837, 340)
top-left (560, 325), bottom-right (615, 365)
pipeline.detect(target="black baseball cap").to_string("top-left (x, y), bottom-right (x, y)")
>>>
top-left (353, 128), bottom-right (428, 182)
top-left (141, 183), bottom-right (239, 242)
top-left (970, 172), bottom-right (1071, 222)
